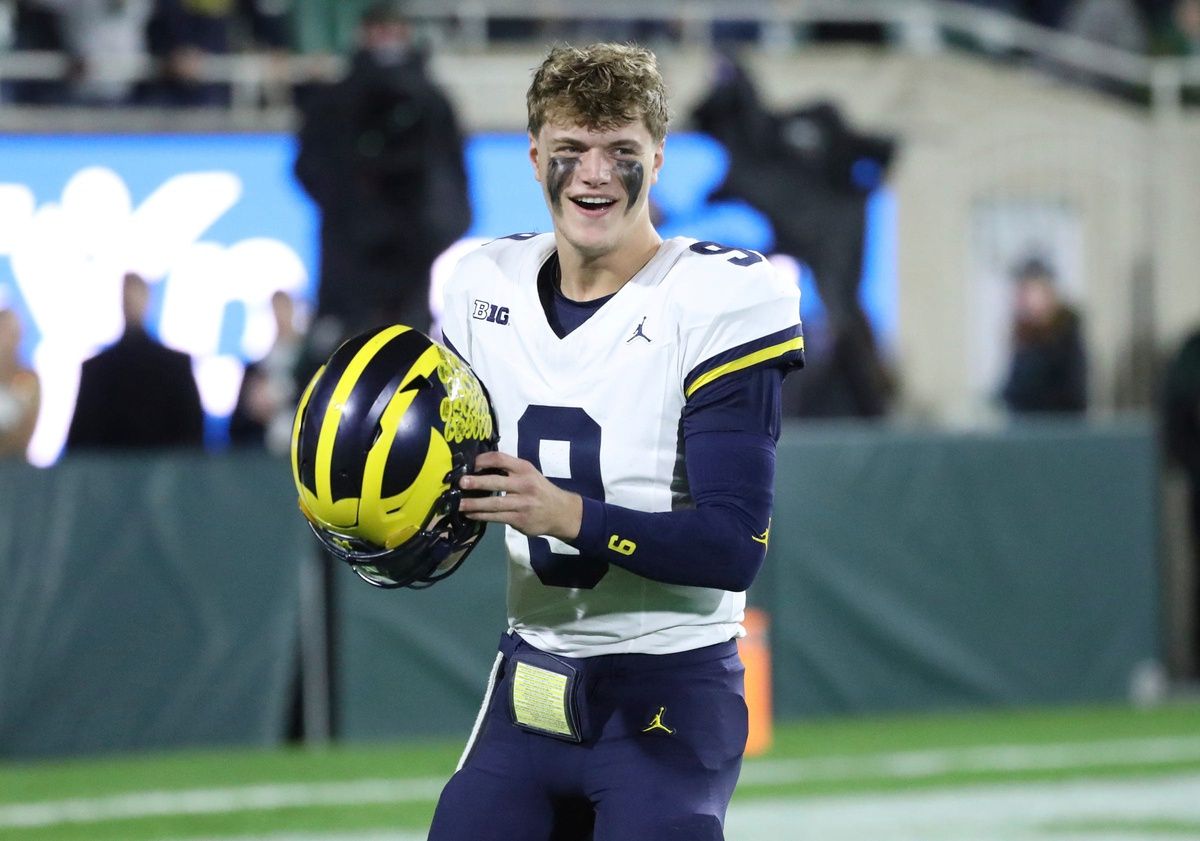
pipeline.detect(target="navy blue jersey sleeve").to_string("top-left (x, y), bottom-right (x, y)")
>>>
top-left (567, 368), bottom-right (781, 592)
top-left (683, 365), bottom-right (784, 439)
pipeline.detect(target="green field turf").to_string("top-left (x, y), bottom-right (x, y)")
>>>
top-left (2, 701), bottom-right (1198, 841)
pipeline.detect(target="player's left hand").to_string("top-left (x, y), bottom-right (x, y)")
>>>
top-left (457, 451), bottom-right (583, 541)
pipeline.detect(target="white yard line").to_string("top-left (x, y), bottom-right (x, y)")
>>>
top-left (157, 773), bottom-right (1200, 841)
top-left (726, 772), bottom-right (1200, 841)
top-left (3, 735), bottom-right (1200, 830)
top-left (0, 779), bottom-right (445, 829)
top-left (738, 734), bottom-right (1200, 785)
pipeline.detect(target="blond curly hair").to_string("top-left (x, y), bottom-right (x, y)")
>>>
top-left (527, 43), bottom-right (670, 143)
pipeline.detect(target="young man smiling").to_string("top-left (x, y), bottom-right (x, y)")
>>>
top-left (430, 43), bottom-right (804, 841)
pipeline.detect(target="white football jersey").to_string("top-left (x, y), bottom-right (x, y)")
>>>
top-left (440, 233), bottom-right (802, 657)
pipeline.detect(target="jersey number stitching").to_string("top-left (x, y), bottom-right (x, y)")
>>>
top-left (689, 240), bottom-right (763, 267)
top-left (517, 405), bottom-right (609, 589)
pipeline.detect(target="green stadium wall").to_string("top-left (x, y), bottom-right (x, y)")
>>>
top-left (0, 453), bottom-right (307, 759)
top-left (0, 420), bottom-right (1161, 758)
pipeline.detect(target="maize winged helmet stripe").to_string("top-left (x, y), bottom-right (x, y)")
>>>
top-left (359, 344), bottom-right (450, 548)
top-left (290, 363), bottom-right (323, 509)
top-left (312, 325), bottom-right (411, 526)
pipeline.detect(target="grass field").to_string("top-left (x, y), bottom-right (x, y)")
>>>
top-left (3, 701), bottom-right (1199, 840)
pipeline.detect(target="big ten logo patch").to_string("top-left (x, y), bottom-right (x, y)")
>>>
top-left (435, 347), bottom-right (494, 444)
top-left (472, 299), bottom-right (510, 325)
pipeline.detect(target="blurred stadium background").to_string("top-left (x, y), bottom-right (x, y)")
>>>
top-left (2, 1), bottom-right (1200, 839)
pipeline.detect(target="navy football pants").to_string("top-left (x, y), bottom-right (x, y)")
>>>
top-left (427, 632), bottom-right (748, 841)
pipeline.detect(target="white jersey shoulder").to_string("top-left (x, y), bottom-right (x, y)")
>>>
top-left (661, 238), bottom-right (793, 299)
top-left (657, 238), bottom-right (803, 399)
top-left (468, 232), bottom-right (554, 283)
top-left (439, 233), bottom-right (555, 364)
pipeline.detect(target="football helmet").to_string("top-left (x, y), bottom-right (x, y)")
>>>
top-left (290, 324), bottom-right (498, 588)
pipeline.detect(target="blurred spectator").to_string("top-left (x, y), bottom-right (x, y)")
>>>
top-left (0, 1), bottom-right (13, 103)
top-left (229, 289), bottom-right (302, 454)
top-left (32, 0), bottom-right (153, 105)
top-left (478, 2), bottom-right (678, 43)
top-left (0, 306), bottom-right (40, 460)
top-left (711, 20), bottom-right (763, 44)
top-left (293, 0), bottom-right (470, 379)
top-left (956, 0), bottom-right (1028, 14)
top-left (1061, 0), bottom-right (1150, 50)
top-left (950, 0), bottom-right (1073, 26)
top-left (1154, 0), bottom-right (1200, 54)
top-left (552, 3), bottom-right (677, 44)
top-left (148, 0), bottom-right (292, 107)
top-left (999, 257), bottom-right (1088, 415)
top-left (7, 0), bottom-right (68, 104)
top-left (1163, 325), bottom-right (1200, 674)
top-left (692, 57), bottom-right (896, 418)
top-left (66, 272), bottom-right (204, 451)
top-left (1040, 0), bottom-right (1148, 95)
top-left (1025, 0), bottom-right (1077, 27)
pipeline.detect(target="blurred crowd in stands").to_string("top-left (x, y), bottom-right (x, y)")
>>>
top-left (2, 0), bottom-right (291, 107)
top-left (0, 1), bottom-right (1198, 109)
top-left (967, 0), bottom-right (1199, 55)
top-left (484, 0), bottom-right (1200, 59)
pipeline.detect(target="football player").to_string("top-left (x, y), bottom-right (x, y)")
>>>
top-left (429, 43), bottom-right (803, 841)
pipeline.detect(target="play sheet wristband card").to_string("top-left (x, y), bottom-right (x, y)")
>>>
top-left (507, 648), bottom-right (586, 742)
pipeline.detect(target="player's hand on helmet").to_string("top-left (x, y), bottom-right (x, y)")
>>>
top-left (457, 451), bottom-right (583, 541)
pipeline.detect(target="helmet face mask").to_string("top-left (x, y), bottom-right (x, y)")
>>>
top-left (290, 325), bottom-right (498, 589)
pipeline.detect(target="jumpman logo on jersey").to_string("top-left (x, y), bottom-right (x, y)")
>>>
top-left (626, 317), bottom-right (652, 343)
top-left (642, 706), bottom-right (675, 734)
top-left (751, 518), bottom-right (771, 546)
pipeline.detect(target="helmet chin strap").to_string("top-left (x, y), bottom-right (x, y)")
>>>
top-left (314, 441), bottom-right (497, 589)
top-left (312, 498), bottom-right (486, 590)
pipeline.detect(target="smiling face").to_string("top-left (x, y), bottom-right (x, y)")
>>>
top-left (530, 119), bottom-right (664, 261)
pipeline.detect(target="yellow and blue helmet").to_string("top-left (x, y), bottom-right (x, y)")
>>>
top-left (290, 324), bottom-right (497, 588)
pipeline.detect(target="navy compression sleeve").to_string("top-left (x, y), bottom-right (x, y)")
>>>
top-left (566, 367), bottom-right (782, 592)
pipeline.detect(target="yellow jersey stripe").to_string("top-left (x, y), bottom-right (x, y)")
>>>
top-left (315, 325), bottom-right (411, 502)
top-left (685, 336), bottom-right (805, 398)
